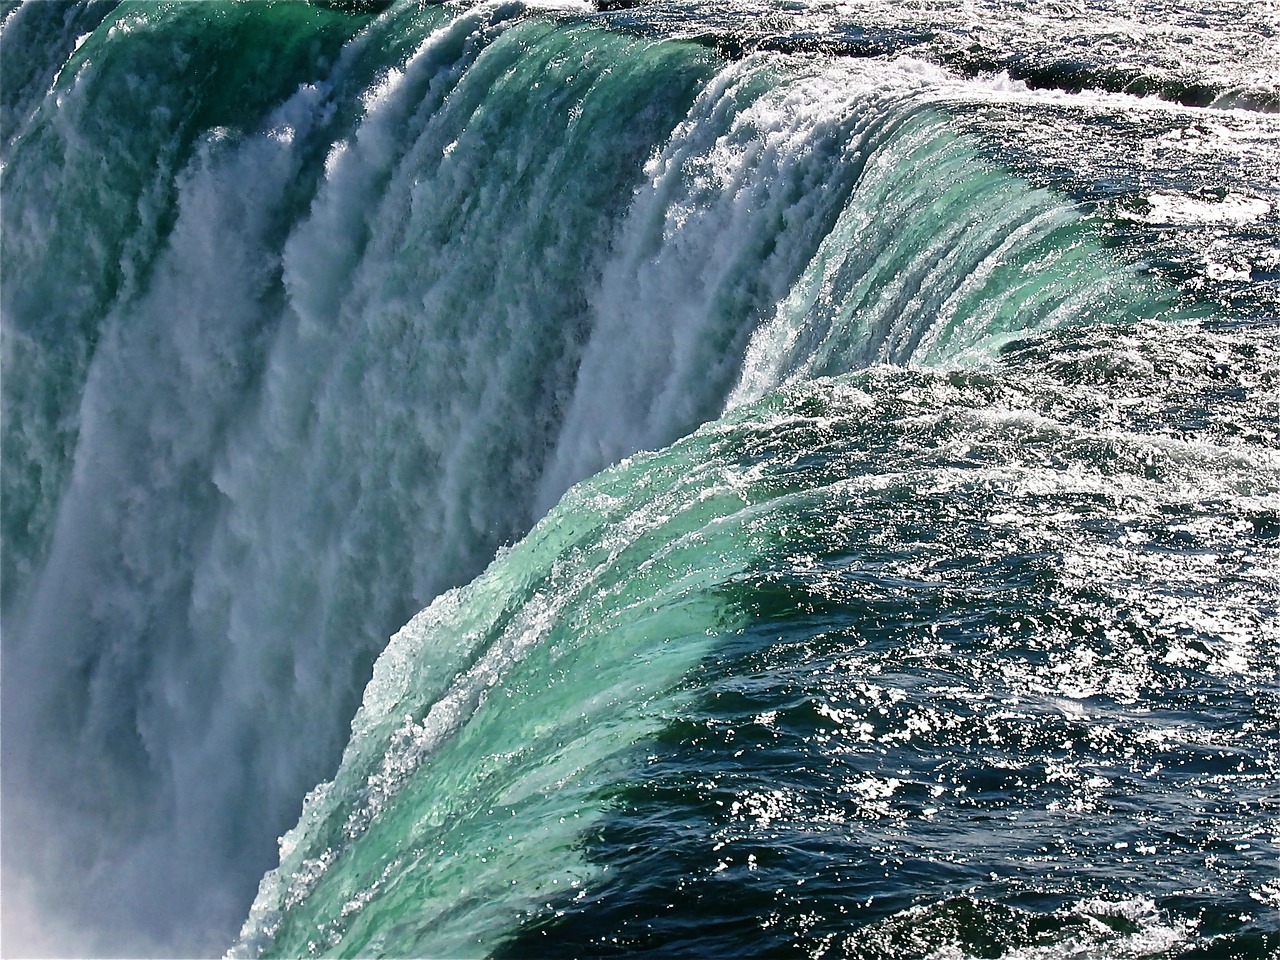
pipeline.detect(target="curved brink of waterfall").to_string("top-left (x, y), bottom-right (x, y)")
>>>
top-left (1, 1), bottom-right (1276, 957)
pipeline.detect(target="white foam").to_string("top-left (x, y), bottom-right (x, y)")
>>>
top-left (1125, 192), bottom-right (1272, 225)
top-left (535, 56), bottom-right (948, 513)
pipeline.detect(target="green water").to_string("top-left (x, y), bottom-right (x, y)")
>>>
top-left (1, 1), bottom-right (1275, 956)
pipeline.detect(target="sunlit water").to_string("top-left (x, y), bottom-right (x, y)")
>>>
top-left (1, 1), bottom-right (1276, 957)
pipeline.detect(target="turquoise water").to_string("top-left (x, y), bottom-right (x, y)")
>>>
top-left (1, 1), bottom-right (1276, 957)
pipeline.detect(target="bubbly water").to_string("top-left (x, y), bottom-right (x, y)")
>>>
top-left (1, 1), bottom-right (1275, 957)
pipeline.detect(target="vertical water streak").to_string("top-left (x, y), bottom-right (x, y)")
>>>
top-left (534, 55), bottom-right (908, 511)
top-left (4, 79), bottom-right (344, 952)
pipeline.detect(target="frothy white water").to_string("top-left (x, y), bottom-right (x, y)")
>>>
top-left (4, 76), bottom-right (346, 945)
top-left (535, 56), bottom-right (914, 512)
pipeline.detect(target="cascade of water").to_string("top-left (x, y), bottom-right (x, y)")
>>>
top-left (3, 2), bottom-right (1263, 957)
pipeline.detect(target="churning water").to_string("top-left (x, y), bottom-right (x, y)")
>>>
top-left (1, 0), bottom-right (1276, 957)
